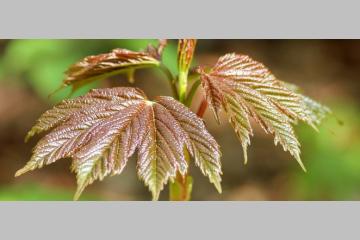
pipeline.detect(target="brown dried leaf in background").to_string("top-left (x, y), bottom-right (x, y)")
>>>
top-left (17, 87), bottom-right (221, 200)
top-left (60, 49), bottom-right (160, 92)
top-left (197, 53), bottom-right (330, 170)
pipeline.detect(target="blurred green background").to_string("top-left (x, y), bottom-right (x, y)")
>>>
top-left (0, 39), bottom-right (359, 200)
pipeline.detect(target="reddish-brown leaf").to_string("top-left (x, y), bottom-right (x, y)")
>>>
top-left (17, 87), bottom-right (221, 200)
top-left (178, 39), bottom-right (197, 73)
top-left (197, 53), bottom-right (330, 170)
top-left (177, 39), bottom-right (197, 101)
top-left (61, 49), bottom-right (160, 91)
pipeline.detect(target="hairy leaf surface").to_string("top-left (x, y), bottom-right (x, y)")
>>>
top-left (177, 39), bottom-right (197, 101)
top-left (17, 87), bottom-right (221, 200)
top-left (62, 49), bottom-right (160, 91)
top-left (197, 53), bottom-right (330, 170)
top-left (178, 39), bottom-right (197, 73)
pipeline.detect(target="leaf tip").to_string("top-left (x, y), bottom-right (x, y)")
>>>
top-left (49, 85), bottom-right (66, 99)
top-left (311, 124), bottom-right (319, 132)
top-left (151, 191), bottom-right (160, 201)
top-left (15, 167), bottom-right (28, 177)
top-left (242, 145), bottom-right (248, 165)
top-left (24, 130), bottom-right (35, 143)
top-left (214, 181), bottom-right (222, 194)
top-left (214, 113), bottom-right (221, 124)
top-left (73, 192), bottom-right (81, 201)
top-left (74, 185), bottom-right (85, 201)
top-left (295, 155), bottom-right (307, 173)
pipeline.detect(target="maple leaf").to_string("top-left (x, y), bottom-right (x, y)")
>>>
top-left (197, 53), bottom-right (330, 170)
top-left (60, 48), bottom-right (160, 91)
top-left (16, 87), bottom-right (221, 200)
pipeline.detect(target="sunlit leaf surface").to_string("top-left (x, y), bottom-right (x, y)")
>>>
top-left (197, 53), bottom-right (330, 170)
top-left (17, 87), bottom-right (221, 200)
top-left (62, 49), bottom-right (160, 91)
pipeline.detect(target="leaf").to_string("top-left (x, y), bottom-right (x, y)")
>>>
top-left (156, 96), bottom-right (222, 192)
top-left (197, 53), bottom-right (330, 170)
top-left (177, 39), bottom-right (197, 74)
top-left (177, 39), bottom-right (197, 101)
top-left (275, 80), bottom-right (331, 128)
top-left (60, 49), bottom-right (160, 92)
top-left (145, 39), bottom-right (168, 60)
top-left (17, 87), bottom-right (221, 200)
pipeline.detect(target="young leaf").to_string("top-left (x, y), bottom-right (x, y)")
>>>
top-left (178, 39), bottom-right (197, 74)
top-left (177, 39), bottom-right (197, 101)
top-left (17, 87), bottom-right (221, 200)
top-left (146, 39), bottom-right (168, 60)
top-left (60, 49), bottom-right (160, 92)
top-left (197, 53), bottom-right (330, 170)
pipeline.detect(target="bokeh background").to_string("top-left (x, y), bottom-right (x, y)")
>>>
top-left (0, 39), bottom-right (359, 200)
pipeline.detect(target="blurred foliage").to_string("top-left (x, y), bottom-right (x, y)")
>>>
top-left (292, 102), bottom-right (360, 200)
top-left (0, 39), bottom-right (177, 103)
top-left (0, 183), bottom-right (99, 200)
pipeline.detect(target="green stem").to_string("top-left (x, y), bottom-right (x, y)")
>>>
top-left (178, 70), bottom-right (188, 102)
top-left (185, 80), bottom-right (201, 107)
top-left (159, 63), bottom-right (193, 200)
top-left (169, 150), bottom-right (193, 201)
top-left (159, 64), bottom-right (179, 100)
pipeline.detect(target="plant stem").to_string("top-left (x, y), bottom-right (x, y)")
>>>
top-left (169, 174), bottom-right (193, 201)
top-left (178, 70), bottom-right (188, 102)
top-left (184, 80), bottom-right (200, 107)
top-left (168, 55), bottom-right (201, 201)
top-left (159, 64), bottom-right (179, 100)
top-left (196, 98), bottom-right (208, 118)
top-left (169, 67), bottom-right (195, 201)
top-left (169, 149), bottom-right (193, 201)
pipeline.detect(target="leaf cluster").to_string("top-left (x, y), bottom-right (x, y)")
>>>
top-left (16, 40), bottom-right (330, 200)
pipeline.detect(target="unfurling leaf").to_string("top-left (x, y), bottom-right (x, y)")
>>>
top-left (17, 87), bottom-right (221, 200)
top-left (197, 53), bottom-right (330, 170)
top-left (60, 49), bottom-right (160, 92)
top-left (178, 39), bottom-right (197, 74)
top-left (177, 39), bottom-right (197, 101)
